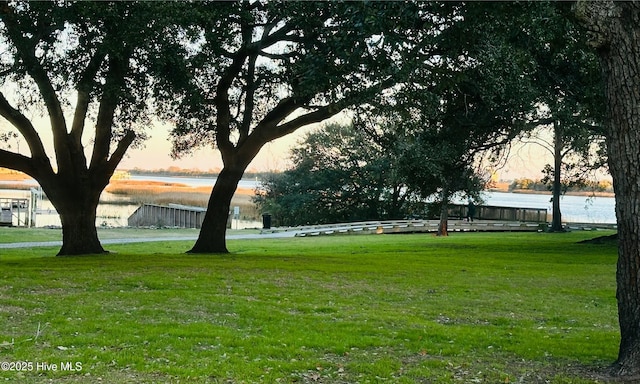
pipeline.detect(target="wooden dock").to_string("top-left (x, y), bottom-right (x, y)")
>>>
top-left (260, 219), bottom-right (617, 237)
top-left (128, 203), bottom-right (207, 228)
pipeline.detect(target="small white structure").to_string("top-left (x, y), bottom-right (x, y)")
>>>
top-left (0, 198), bottom-right (29, 227)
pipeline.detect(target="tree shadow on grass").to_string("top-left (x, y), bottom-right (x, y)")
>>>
top-left (577, 233), bottom-right (618, 245)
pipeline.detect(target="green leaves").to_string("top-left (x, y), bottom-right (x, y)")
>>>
top-left (255, 123), bottom-right (417, 226)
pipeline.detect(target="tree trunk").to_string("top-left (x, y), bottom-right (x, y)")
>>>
top-left (45, 180), bottom-right (106, 256)
top-left (550, 122), bottom-right (564, 232)
top-left (576, 1), bottom-right (640, 376)
top-left (603, 43), bottom-right (640, 379)
top-left (57, 205), bottom-right (104, 256)
top-left (188, 166), bottom-right (244, 254)
top-left (607, 71), bottom-right (640, 376)
top-left (437, 188), bottom-right (449, 237)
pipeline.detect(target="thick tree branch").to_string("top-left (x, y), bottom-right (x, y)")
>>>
top-left (0, 149), bottom-right (38, 177)
top-left (0, 92), bottom-right (49, 160)
top-left (253, 23), bottom-right (298, 52)
top-left (70, 49), bottom-right (108, 148)
top-left (239, 53), bottom-right (258, 143)
top-left (252, 76), bottom-right (399, 147)
top-left (259, 50), bottom-right (298, 61)
top-left (215, 22), bottom-right (299, 156)
top-left (272, 104), bottom-right (342, 140)
top-left (256, 97), bottom-right (303, 132)
top-left (103, 130), bottom-right (136, 176)
top-left (90, 54), bottom-right (127, 170)
top-left (215, 51), bottom-right (247, 157)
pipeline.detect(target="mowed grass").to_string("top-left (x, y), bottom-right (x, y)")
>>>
top-left (0, 231), bottom-right (619, 383)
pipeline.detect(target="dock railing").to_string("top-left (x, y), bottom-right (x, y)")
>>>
top-left (260, 219), bottom-right (617, 237)
top-left (261, 219), bottom-right (548, 237)
top-left (128, 203), bottom-right (207, 228)
top-left (448, 204), bottom-right (548, 222)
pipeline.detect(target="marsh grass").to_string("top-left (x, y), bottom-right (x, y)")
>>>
top-left (0, 231), bottom-right (619, 383)
top-left (105, 180), bottom-right (259, 220)
top-left (0, 182), bottom-right (31, 191)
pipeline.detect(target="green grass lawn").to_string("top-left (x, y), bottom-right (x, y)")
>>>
top-left (0, 230), bottom-right (619, 383)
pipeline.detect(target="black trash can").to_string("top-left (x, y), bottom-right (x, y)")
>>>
top-left (262, 213), bottom-right (272, 229)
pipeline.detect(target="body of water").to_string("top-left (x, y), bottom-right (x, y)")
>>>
top-left (1, 176), bottom-right (617, 227)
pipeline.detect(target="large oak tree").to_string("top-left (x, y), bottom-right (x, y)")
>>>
top-left (170, 2), bottom-right (447, 253)
top-left (0, 2), bottom-right (188, 255)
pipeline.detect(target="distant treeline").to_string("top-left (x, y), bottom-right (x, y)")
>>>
top-left (126, 167), bottom-right (277, 181)
top-left (509, 178), bottom-right (613, 193)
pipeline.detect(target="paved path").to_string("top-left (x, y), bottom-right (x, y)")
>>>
top-left (0, 231), bottom-right (298, 249)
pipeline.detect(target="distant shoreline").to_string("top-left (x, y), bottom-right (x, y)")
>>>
top-left (488, 187), bottom-right (615, 198)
